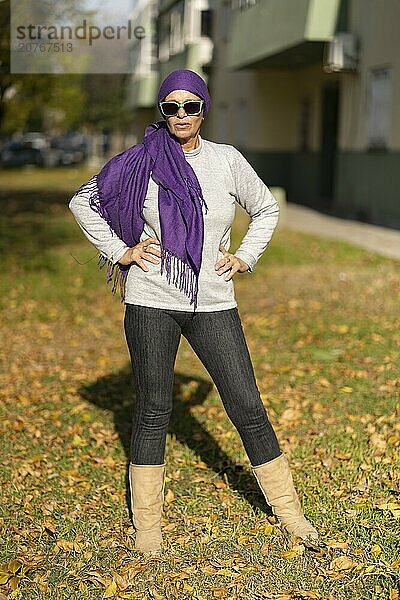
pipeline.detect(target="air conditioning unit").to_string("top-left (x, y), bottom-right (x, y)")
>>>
top-left (323, 33), bottom-right (359, 73)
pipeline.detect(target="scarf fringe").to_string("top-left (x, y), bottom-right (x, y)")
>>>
top-left (98, 255), bottom-right (128, 302)
top-left (186, 178), bottom-right (209, 214)
top-left (80, 175), bottom-right (202, 309)
top-left (96, 248), bottom-right (198, 309)
top-left (199, 195), bottom-right (208, 214)
top-left (160, 245), bottom-right (199, 309)
top-left (78, 175), bottom-right (114, 234)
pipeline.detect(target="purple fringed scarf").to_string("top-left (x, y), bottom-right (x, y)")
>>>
top-left (75, 69), bottom-right (212, 309)
top-left (75, 119), bottom-right (208, 308)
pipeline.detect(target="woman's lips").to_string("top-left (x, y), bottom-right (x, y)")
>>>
top-left (175, 124), bottom-right (190, 129)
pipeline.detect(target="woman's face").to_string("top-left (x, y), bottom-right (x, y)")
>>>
top-left (163, 90), bottom-right (204, 144)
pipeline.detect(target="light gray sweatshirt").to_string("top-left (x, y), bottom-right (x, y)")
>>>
top-left (69, 134), bottom-right (279, 311)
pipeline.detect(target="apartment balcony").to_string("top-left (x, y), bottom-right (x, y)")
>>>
top-left (158, 0), bottom-right (213, 82)
top-left (227, 0), bottom-right (342, 70)
top-left (159, 36), bottom-right (213, 81)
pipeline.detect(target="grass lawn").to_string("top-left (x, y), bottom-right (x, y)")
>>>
top-left (0, 168), bottom-right (399, 599)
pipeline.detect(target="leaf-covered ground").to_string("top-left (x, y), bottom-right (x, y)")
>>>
top-left (0, 168), bottom-right (399, 599)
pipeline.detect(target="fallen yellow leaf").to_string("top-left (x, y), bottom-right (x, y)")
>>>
top-left (335, 452), bottom-right (352, 460)
top-left (164, 488), bottom-right (175, 504)
top-left (377, 502), bottom-right (400, 518)
top-left (237, 535), bottom-right (248, 545)
top-left (9, 577), bottom-right (21, 592)
top-left (103, 579), bottom-right (117, 598)
top-left (8, 560), bottom-right (22, 574)
top-left (280, 545), bottom-right (304, 560)
top-left (72, 434), bottom-right (86, 447)
top-left (215, 569), bottom-right (240, 577)
top-left (330, 556), bottom-right (358, 571)
top-left (213, 479), bottom-right (226, 489)
top-left (263, 523), bottom-right (274, 534)
top-left (213, 588), bottom-right (229, 598)
top-left (260, 542), bottom-right (269, 555)
top-left (281, 549), bottom-right (298, 560)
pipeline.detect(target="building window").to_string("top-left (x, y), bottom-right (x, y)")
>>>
top-left (231, 0), bottom-right (258, 11)
top-left (367, 67), bottom-right (392, 149)
top-left (299, 96), bottom-right (312, 151)
top-left (221, 1), bottom-right (231, 43)
top-left (170, 0), bottom-right (185, 55)
top-left (200, 9), bottom-right (212, 37)
top-left (158, 12), bottom-right (171, 61)
top-left (158, 0), bottom-right (185, 61)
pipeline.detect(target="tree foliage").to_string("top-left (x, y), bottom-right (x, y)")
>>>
top-left (80, 73), bottom-right (132, 130)
top-left (0, 0), bottom-right (132, 134)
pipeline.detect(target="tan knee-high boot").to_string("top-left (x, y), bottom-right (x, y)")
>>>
top-left (251, 453), bottom-right (318, 541)
top-left (128, 463), bottom-right (166, 554)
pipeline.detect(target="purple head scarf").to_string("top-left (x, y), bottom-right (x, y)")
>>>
top-left (158, 68), bottom-right (211, 116)
top-left (75, 69), bottom-right (211, 310)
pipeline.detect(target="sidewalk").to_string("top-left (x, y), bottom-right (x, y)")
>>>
top-left (283, 202), bottom-right (400, 261)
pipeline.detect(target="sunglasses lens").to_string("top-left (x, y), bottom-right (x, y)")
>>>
top-left (160, 100), bottom-right (203, 117)
top-left (184, 101), bottom-right (202, 115)
top-left (161, 102), bottom-right (179, 116)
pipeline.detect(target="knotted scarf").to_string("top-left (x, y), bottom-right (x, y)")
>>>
top-left (75, 69), bottom-right (211, 310)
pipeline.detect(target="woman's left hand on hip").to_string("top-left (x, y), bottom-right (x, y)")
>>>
top-left (215, 244), bottom-right (249, 280)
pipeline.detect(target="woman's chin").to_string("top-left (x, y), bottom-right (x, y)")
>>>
top-left (173, 131), bottom-right (193, 144)
top-left (173, 128), bottom-right (191, 138)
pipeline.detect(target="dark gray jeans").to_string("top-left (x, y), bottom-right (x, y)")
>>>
top-left (124, 304), bottom-right (281, 467)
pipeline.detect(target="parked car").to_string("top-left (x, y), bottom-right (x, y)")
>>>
top-left (50, 132), bottom-right (88, 166)
top-left (1, 140), bottom-right (44, 167)
top-left (0, 132), bottom-right (60, 168)
top-left (0, 131), bottom-right (88, 168)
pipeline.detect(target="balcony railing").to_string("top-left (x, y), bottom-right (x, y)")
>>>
top-left (227, 0), bottom-right (341, 70)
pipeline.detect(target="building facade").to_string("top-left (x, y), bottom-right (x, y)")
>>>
top-left (128, 0), bottom-right (400, 228)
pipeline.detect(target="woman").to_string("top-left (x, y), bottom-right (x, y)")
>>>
top-left (69, 69), bottom-right (318, 555)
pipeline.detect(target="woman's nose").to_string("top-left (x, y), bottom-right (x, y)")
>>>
top-left (177, 107), bottom-right (186, 118)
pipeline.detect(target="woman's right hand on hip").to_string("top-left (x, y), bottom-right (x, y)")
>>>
top-left (118, 237), bottom-right (161, 271)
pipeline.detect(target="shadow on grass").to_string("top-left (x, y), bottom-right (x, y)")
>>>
top-left (0, 190), bottom-right (81, 261)
top-left (0, 189), bottom-right (70, 215)
top-left (78, 365), bottom-right (267, 516)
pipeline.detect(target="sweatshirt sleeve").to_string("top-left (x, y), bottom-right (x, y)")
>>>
top-left (69, 176), bottom-right (129, 264)
top-left (228, 146), bottom-right (279, 272)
